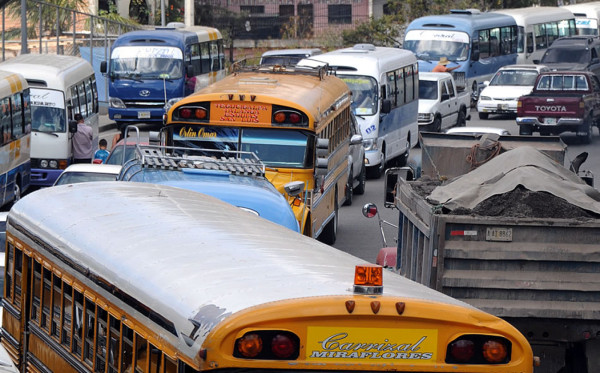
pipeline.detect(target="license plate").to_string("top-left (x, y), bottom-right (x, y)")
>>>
top-left (137, 111), bottom-right (151, 119)
top-left (544, 117), bottom-right (557, 125)
top-left (486, 227), bottom-right (513, 242)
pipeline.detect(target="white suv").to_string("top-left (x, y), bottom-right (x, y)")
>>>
top-left (477, 64), bottom-right (549, 119)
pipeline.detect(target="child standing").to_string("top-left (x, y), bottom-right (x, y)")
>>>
top-left (93, 138), bottom-right (110, 164)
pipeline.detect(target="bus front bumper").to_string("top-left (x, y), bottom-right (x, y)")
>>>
top-left (31, 168), bottom-right (63, 187)
top-left (109, 108), bottom-right (165, 124)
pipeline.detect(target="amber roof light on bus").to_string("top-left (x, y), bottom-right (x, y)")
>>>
top-left (446, 335), bottom-right (511, 364)
top-left (237, 333), bottom-right (263, 358)
top-left (353, 264), bottom-right (383, 294)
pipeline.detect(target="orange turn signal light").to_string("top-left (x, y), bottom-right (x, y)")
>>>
top-left (237, 333), bottom-right (263, 358)
top-left (482, 339), bottom-right (508, 363)
top-left (354, 265), bottom-right (383, 286)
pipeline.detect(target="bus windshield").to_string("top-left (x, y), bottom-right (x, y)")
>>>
top-left (404, 30), bottom-right (470, 61)
top-left (30, 88), bottom-right (66, 133)
top-left (110, 46), bottom-right (183, 80)
top-left (337, 75), bottom-right (378, 116)
top-left (171, 125), bottom-right (313, 168)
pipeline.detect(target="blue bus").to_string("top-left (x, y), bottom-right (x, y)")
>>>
top-left (100, 23), bottom-right (226, 130)
top-left (403, 9), bottom-right (518, 103)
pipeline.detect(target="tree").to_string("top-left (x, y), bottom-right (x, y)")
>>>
top-left (8, 0), bottom-right (82, 38)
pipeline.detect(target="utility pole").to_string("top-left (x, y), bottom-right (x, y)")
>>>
top-left (20, 0), bottom-right (27, 54)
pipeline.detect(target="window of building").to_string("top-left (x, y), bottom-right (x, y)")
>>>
top-left (328, 4), bottom-right (351, 24)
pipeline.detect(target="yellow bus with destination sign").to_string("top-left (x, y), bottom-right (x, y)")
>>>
top-left (2, 182), bottom-right (535, 372)
top-left (161, 63), bottom-right (353, 244)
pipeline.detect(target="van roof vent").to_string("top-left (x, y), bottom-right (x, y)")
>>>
top-left (352, 43), bottom-right (376, 51)
top-left (450, 9), bottom-right (481, 14)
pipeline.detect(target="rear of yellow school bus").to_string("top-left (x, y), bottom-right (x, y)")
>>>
top-left (3, 182), bottom-right (535, 373)
top-left (163, 64), bottom-right (351, 244)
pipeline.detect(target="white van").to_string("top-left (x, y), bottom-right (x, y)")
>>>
top-left (563, 2), bottom-right (600, 36)
top-left (0, 54), bottom-right (99, 187)
top-left (300, 44), bottom-right (419, 178)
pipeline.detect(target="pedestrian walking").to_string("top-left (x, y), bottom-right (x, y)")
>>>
top-left (72, 113), bottom-right (93, 164)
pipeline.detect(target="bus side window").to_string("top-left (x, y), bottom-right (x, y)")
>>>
top-left (108, 315), bottom-right (121, 373)
top-left (73, 290), bottom-right (84, 357)
top-left (0, 97), bottom-right (9, 145)
top-left (535, 23), bottom-right (547, 49)
top-left (61, 282), bottom-right (73, 348)
top-left (210, 40), bottom-right (220, 72)
top-left (527, 32), bottom-right (534, 53)
top-left (121, 324), bottom-right (134, 372)
top-left (70, 86), bottom-right (80, 117)
top-left (31, 260), bottom-right (42, 323)
top-left (479, 29), bottom-right (490, 59)
top-left (41, 266), bottom-right (52, 332)
top-left (201, 42), bottom-right (210, 74)
top-left (191, 44), bottom-right (201, 75)
top-left (397, 68), bottom-right (405, 105)
top-left (85, 78), bottom-right (94, 116)
top-left (84, 298), bottom-right (96, 366)
top-left (405, 66), bottom-right (414, 103)
top-left (11, 93), bottom-right (23, 139)
top-left (95, 307), bottom-right (108, 372)
top-left (134, 333), bottom-right (148, 373)
top-left (91, 76), bottom-right (99, 113)
top-left (23, 89), bottom-right (31, 133)
top-left (78, 82), bottom-right (87, 118)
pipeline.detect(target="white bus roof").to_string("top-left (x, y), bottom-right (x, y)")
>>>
top-left (299, 44), bottom-right (416, 77)
top-left (261, 48), bottom-right (322, 57)
top-left (494, 6), bottom-right (575, 25)
top-left (0, 54), bottom-right (94, 88)
top-left (0, 70), bottom-right (28, 97)
top-left (563, 2), bottom-right (600, 18)
top-left (7, 182), bottom-right (474, 361)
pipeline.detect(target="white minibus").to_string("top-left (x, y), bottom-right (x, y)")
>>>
top-left (563, 2), bottom-right (600, 36)
top-left (300, 44), bottom-right (419, 178)
top-left (493, 7), bottom-right (576, 64)
top-left (0, 54), bottom-right (99, 187)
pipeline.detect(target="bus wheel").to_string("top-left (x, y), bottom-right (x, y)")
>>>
top-left (367, 149), bottom-right (386, 179)
top-left (343, 172), bottom-right (353, 206)
top-left (354, 164), bottom-right (366, 195)
top-left (319, 194), bottom-right (338, 245)
top-left (13, 181), bottom-right (21, 202)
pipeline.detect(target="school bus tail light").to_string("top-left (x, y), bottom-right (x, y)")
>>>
top-left (446, 335), bottom-right (511, 364)
top-left (235, 331), bottom-right (300, 360)
top-left (272, 105), bottom-right (308, 127)
top-left (174, 104), bottom-right (210, 121)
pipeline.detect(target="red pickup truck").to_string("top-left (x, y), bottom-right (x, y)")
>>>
top-left (516, 70), bottom-right (600, 143)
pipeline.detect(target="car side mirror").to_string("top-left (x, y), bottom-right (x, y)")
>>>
top-left (441, 93), bottom-right (450, 101)
top-left (68, 120), bottom-right (78, 133)
top-left (471, 50), bottom-right (480, 62)
top-left (533, 59), bottom-right (540, 64)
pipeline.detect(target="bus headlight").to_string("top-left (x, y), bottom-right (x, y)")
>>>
top-left (109, 97), bottom-right (126, 109)
top-left (164, 97), bottom-right (184, 112)
top-left (362, 139), bottom-right (377, 151)
top-left (49, 160), bottom-right (58, 168)
top-left (40, 160), bottom-right (48, 168)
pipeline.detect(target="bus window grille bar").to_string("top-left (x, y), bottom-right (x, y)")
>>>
top-left (135, 145), bottom-right (266, 177)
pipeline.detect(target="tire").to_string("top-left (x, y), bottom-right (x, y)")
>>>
top-left (319, 194), bottom-right (338, 245)
top-left (457, 108), bottom-right (467, 126)
top-left (580, 115), bottom-right (593, 144)
top-left (13, 181), bottom-right (21, 202)
top-left (367, 148), bottom-right (386, 179)
top-left (478, 112), bottom-right (489, 120)
top-left (343, 172), bottom-right (353, 206)
top-left (396, 138), bottom-right (410, 167)
top-left (519, 124), bottom-right (533, 135)
top-left (354, 163), bottom-right (366, 195)
top-left (430, 116), bottom-right (442, 132)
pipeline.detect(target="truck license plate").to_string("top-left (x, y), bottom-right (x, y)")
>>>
top-left (544, 117), bottom-right (557, 125)
top-left (486, 227), bottom-right (513, 242)
top-left (138, 111), bottom-right (151, 119)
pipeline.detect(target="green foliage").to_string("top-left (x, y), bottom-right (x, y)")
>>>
top-left (341, 15), bottom-right (404, 47)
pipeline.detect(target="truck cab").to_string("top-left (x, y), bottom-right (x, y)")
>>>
top-left (417, 72), bottom-right (470, 132)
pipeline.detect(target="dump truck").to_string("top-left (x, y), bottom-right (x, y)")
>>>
top-left (373, 132), bottom-right (600, 373)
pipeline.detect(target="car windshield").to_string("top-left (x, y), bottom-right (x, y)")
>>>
top-left (490, 70), bottom-right (539, 86)
top-left (55, 172), bottom-right (118, 185)
top-left (541, 48), bottom-right (590, 64)
top-left (105, 144), bottom-right (138, 165)
top-left (170, 125), bottom-right (314, 168)
top-left (419, 80), bottom-right (438, 100)
top-left (337, 75), bottom-right (378, 116)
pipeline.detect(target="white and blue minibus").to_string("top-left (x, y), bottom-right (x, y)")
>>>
top-left (403, 9), bottom-right (518, 103)
top-left (562, 2), bottom-right (600, 36)
top-left (0, 70), bottom-right (31, 209)
top-left (300, 44), bottom-right (419, 178)
top-left (494, 7), bottom-right (576, 64)
top-left (0, 54), bottom-right (99, 188)
top-left (100, 23), bottom-right (226, 130)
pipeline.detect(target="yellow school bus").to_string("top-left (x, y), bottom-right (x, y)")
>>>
top-left (162, 64), bottom-right (352, 244)
top-left (2, 182), bottom-right (535, 373)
